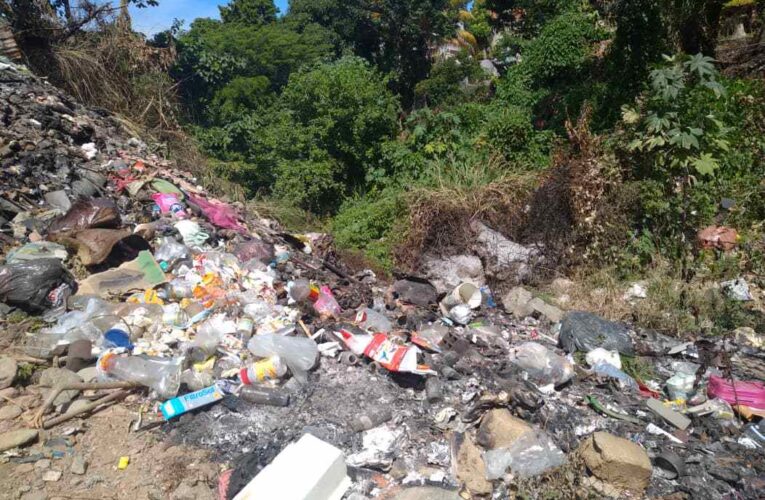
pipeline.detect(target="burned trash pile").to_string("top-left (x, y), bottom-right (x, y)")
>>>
top-left (1, 57), bottom-right (764, 500)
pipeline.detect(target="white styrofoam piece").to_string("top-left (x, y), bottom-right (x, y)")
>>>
top-left (233, 434), bottom-right (351, 500)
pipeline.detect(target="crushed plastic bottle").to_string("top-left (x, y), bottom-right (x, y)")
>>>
top-left (240, 356), bottom-right (288, 384)
top-left (153, 238), bottom-right (190, 271)
top-left (97, 351), bottom-right (181, 398)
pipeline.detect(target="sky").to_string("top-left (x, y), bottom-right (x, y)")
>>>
top-left (129, 0), bottom-right (290, 36)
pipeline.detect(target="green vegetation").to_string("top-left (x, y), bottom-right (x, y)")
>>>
top-left (7, 0), bottom-right (765, 334)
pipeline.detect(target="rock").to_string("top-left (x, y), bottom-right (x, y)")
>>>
top-left (559, 311), bottom-right (634, 355)
top-left (76, 366), bottom-right (98, 383)
top-left (579, 432), bottom-right (652, 492)
top-left (0, 428), bottom-right (38, 452)
top-left (0, 404), bottom-right (22, 420)
top-left (421, 254), bottom-right (485, 294)
top-left (453, 433), bottom-right (492, 496)
top-left (392, 486), bottom-right (461, 500)
top-left (35, 459), bottom-right (51, 470)
top-left (735, 327), bottom-right (764, 350)
top-left (16, 463), bottom-right (34, 474)
top-left (502, 287), bottom-right (534, 318)
top-left (170, 480), bottom-right (215, 500)
top-left (477, 409), bottom-right (533, 450)
top-left (0, 356), bottom-right (17, 389)
top-left (66, 399), bottom-right (91, 415)
top-left (528, 297), bottom-right (564, 323)
top-left (71, 455), bottom-right (87, 475)
top-left (20, 492), bottom-right (48, 500)
top-left (551, 278), bottom-right (575, 295)
top-left (0, 386), bottom-right (18, 399)
top-left (470, 221), bottom-right (541, 282)
top-left (479, 59), bottom-right (499, 77)
top-left (39, 368), bottom-right (83, 405)
top-left (42, 470), bottom-right (62, 482)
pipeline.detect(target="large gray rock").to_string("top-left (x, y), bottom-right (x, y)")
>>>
top-left (528, 297), bottom-right (564, 323)
top-left (0, 356), bottom-right (17, 389)
top-left (471, 221), bottom-right (541, 282)
top-left (421, 254), bottom-right (485, 294)
top-left (502, 287), bottom-right (533, 318)
top-left (39, 368), bottom-right (83, 406)
top-left (0, 429), bottom-right (38, 452)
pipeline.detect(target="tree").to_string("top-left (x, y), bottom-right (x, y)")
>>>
top-left (287, 0), bottom-right (452, 106)
top-left (220, 0), bottom-right (278, 26)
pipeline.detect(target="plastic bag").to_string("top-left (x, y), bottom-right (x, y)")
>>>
top-left (356, 308), bottom-right (393, 333)
top-left (247, 334), bottom-right (319, 384)
top-left (508, 342), bottom-right (574, 387)
top-left (47, 198), bottom-right (120, 236)
top-left (585, 348), bottom-right (621, 369)
top-left (0, 259), bottom-right (76, 313)
top-left (559, 311), bottom-right (634, 355)
top-left (175, 220), bottom-right (209, 247)
top-left (708, 375), bottom-right (765, 410)
top-left (483, 429), bottom-right (566, 479)
top-left (186, 193), bottom-right (247, 233)
top-left (233, 240), bottom-right (274, 264)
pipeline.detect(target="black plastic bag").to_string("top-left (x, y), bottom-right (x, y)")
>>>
top-left (0, 259), bottom-right (77, 313)
top-left (559, 311), bottom-right (634, 355)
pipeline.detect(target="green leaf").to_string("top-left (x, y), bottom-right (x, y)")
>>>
top-left (685, 53), bottom-right (717, 80)
top-left (691, 153), bottom-right (719, 176)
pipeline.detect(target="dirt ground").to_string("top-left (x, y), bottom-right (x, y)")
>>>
top-left (0, 397), bottom-right (219, 500)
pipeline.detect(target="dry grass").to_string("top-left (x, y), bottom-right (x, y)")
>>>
top-left (395, 154), bottom-right (539, 270)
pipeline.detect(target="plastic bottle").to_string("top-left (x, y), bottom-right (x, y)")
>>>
top-left (355, 308), bottom-right (393, 333)
top-left (98, 352), bottom-right (181, 398)
top-left (240, 356), bottom-right (288, 384)
top-left (247, 334), bottom-right (319, 383)
top-left (289, 279), bottom-right (319, 303)
top-left (239, 385), bottom-right (290, 407)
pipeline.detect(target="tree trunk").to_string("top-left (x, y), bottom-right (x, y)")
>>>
top-left (117, 0), bottom-right (132, 31)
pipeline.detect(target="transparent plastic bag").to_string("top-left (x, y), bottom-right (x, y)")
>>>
top-left (591, 362), bottom-right (638, 391)
top-left (483, 429), bottom-right (566, 479)
top-left (247, 334), bottom-right (318, 384)
top-left (508, 342), bottom-right (574, 387)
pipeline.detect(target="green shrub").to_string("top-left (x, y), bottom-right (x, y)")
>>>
top-left (272, 158), bottom-right (346, 214)
top-left (331, 188), bottom-right (406, 270)
top-left (483, 105), bottom-right (534, 153)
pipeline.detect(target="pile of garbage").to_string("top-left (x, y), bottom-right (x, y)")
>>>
top-left (1, 57), bottom-right (764, 500)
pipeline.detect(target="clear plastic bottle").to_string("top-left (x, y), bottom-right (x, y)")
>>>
top-left (592, 362), bottom-right (639, 391)
top-left (289, 280), bottom-right (341, 317)
top-left (355, 308), bottom-right (393, 333)
top-left (289, 279), bottom-right (318, 303)
top-left (239, 385), bottom-right (290, 407)
top-left (98, 352), bottom-right (181, 398)
top-left (239, 356), bottom-right (288, 384)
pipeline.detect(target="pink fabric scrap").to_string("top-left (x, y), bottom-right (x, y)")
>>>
top-left (187, 193), bottom-right (247, 233)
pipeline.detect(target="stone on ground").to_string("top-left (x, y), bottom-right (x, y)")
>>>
top-left (392, 486), bottom-right (461, 500)
top-left (0, 356), bottom-right (17, 389)
top-left (528, 297), bottom-right (564, 323)
top-left (477, 409), bottom-right (533, 449)
top-left (0, 404), bottom-right (22, 420)
top-left (502, 287), bottom-right (534, 318)
top-left (39, 368), bottom-right (83, 405)
top-left (454, 433), bottom-right (492, 496)
top-left (579, 432), bottom-right (652, 492)
top-left (0, 429), bottom-right (39, 452)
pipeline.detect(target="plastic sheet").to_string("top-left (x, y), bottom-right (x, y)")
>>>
top-left (508, 342), bottom-right (574, 387)
top-left (47, 198), bottom-right (120, 236)
top-left (483, 429), bottom-right (566, 479)
top-left (187, 193), bottom-right (247, 233)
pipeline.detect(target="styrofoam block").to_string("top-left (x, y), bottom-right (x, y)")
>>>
top-left (233, 434), bottom-right (351, 500)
